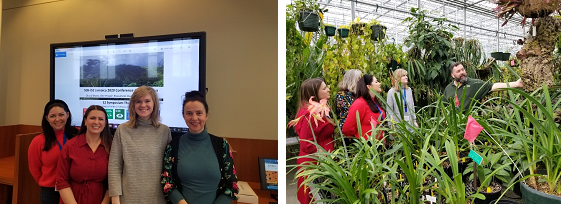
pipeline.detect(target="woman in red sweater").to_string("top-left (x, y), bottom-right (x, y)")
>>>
top-left (28, 100), bottom-right (79, 204)
top-left (293, 78), bottom-right (335, 204)
top-left (342, 74), bottom-right (386, 140)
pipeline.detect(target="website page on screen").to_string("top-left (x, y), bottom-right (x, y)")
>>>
top-left (264, 159), bottom-right (278, 190)
top-left (53, 39), bottom-right (200, 131)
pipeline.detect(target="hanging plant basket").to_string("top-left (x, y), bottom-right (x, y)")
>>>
top-left (298, 11), bottom-right (320, 32)
top-left (351, 23), bottom-right (366, 36)
top-left (491, 52), bottom-right (510, 61)
top-left (386, 59), bottom-right (398, 71)
top-left (325, 25), bottom-right (336, 36)
top-left (516, 0), bottom-right (561, 18)
top-left (371, 25), bottom-right (387, 41)
top-left (337, 28), bottom-right (349, 38)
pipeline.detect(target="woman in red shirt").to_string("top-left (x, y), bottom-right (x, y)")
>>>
top-left (293, 78), bottom-right (335, 204)
top-left (28, 100), bottom-right (79, 204)
top-left (56, 105), bottom-right (112, 204)
top-left (342, 74), bottom-right (386, 140)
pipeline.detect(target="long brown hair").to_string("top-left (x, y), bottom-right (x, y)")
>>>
top-left (298, 78), bottom-right (324, 107)
top-left (298, 78), bottom-right (335, 125)
top-left (78, 105), bottom-right (113, 153)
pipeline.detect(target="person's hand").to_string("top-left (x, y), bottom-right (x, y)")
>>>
top-left (515, 78), bottom-right (523, 88)
top-left (414, 121), bottom-right (419, 127)
top-left (178, 199), bottom-right (188, 204)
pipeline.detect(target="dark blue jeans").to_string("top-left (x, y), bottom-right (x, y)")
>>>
top-left (40, 187), bottom-right (59, 204)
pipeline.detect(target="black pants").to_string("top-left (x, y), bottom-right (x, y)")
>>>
top-left (40, 187), bottom-right (59, 204)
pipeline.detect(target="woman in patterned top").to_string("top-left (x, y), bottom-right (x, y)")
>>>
top-left (161, 91), bottom-right (238, 204)
top-left (335, 69), bottom-right (362, 145)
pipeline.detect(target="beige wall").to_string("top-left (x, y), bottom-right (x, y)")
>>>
top-left (0, 0), bottom-right (278, 140)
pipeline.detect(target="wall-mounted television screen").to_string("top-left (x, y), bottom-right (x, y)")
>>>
top-left (50, 32), bottom-right (205, 133)
top-left (258, 157), bottom-right (278, 191)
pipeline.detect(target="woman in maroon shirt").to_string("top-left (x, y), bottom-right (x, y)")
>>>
top-left (56, 105), bottom-right (113, 204)
top-left (342, 74), bottom-right (386, 140)
top-left (293, 78), bottom-right (335, 204)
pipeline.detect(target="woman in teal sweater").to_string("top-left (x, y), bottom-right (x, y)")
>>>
top-left (161, 91), bottom-right (238, 204)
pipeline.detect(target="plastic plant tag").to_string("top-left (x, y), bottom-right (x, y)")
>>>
top-left (426, 195), bottom-right (437, 203)
top-left (462, 157), bottom-right (466, 163)
top-left (487, 187), bottom-right (492, 193)
top-left (469, 149), bottom-right (484, 165)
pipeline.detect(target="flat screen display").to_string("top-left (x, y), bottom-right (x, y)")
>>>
top-left (50, 32), bottom-right (206, 133)
top-left (258, 157), bottom-right (278, 191)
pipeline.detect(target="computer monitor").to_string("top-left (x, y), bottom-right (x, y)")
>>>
top-left (50, 32), bottom-right (206, 134)
top-left (258, 157), bottom-right (278, 191)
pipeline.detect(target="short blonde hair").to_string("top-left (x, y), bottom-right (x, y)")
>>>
top-left (337, 69), bottom-right (362, 94)
top-left (127, 86), bottom-right (161, 128)
top-left (392, 69), bottom-right (409, 91)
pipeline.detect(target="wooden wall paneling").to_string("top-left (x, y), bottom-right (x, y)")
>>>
top-left (0, 125), bottom-right (19, 159)
top-left (0, 184), bottom-right (13, 204)
top-left (225, 138), bottom-right (278, 183)
top-left (17, 125), bottom-right (42, 136)
top-left (13, 132), bottom-right (41, 204)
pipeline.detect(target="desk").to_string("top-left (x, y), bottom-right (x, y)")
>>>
top-left (234, 181), bottom-right (277, 204)
top-left (0, 156), bottom-right (14, 185)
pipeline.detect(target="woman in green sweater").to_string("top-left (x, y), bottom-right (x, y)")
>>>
top-left (161, 91), bottom-right (238, 204)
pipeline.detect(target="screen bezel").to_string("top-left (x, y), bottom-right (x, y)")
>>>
top-left (49, 32), bottom-right (206, 133)
top-left (258, 157), bottom-right (278, 191)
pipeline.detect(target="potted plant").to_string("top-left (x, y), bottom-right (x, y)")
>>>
top-left (492, 85), bottom-right (561, 203)
top-left (337, 25), bottom-right (349, 38)
top-left (292, 0), bottom-right (326, 32)
top-left (368, 19), bottom-right (386, 41)
top-left (324, 23), bottom-right (336, 37)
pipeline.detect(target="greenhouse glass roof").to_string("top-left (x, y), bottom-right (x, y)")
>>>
top-left (289, 0), bottom-right (529, 56)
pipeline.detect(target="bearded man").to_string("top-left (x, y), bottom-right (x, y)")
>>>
top-left (443, 62), bottom-right (523, 112)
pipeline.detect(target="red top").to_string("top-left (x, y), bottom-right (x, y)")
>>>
top-left (28, 129), bottom-right (67, 187)
top-left (294, 107), bottom-right (335, 204)
top-left (294, 107), bottom-right (335, 155)
top-left (56, 134), bottom-right (108, 204)
top-left (342, 97), bottom-right (386, 140)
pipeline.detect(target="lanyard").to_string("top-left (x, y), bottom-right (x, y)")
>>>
top-left (56, 133), bottom-right (67, 151)
top-left (402, 89), bottom-right (408, 112)
top-left (374, 103), bottom-right (385, 121)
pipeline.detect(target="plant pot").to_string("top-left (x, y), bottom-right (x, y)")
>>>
top-left (501, 52), bottom-right (511, 61)
top-left (488, 199), bottom-right (518, 204)
top-left (517, 0), bottom-right (561, 18)
top-left (298, 11), bottom-right (320, 32)
top-left (337, 28), bottom-right (349, 38)
top-left (520, 181), bottom-right (561, 204)
top-left (351, 23), bottom-right (366, 36)
top-left (371, 25), bottom-right (387, 41)
top-left (491, 52), bottom-right (503, 60)
top-left (387, 59), bottom-right (398, 71)
top-left (467, 180), bottom-right (502, 204)
top-left (325, 25), bottom-right (336, 36)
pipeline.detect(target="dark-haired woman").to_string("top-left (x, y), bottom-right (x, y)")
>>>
top-left (342, 74), bottom-right (386, 140)
top-left (29, 100), bottom-right (79, 204)
top-left (56, 105), bottom-right (112, 204)
top-left (293, 78), bottom-right (335, 204)
top-left (161, 91), bottom-right (238, 204)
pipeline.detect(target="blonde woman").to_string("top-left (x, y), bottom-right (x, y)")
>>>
top-left (386, 69), bottom-right (418, 129)
top-left (108, 86), bottom-right (172, 204)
